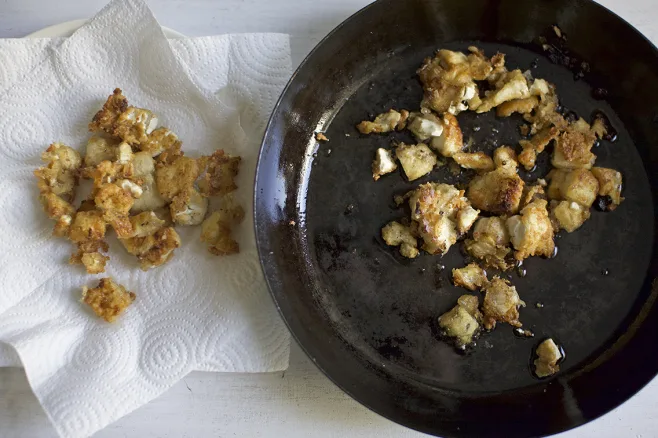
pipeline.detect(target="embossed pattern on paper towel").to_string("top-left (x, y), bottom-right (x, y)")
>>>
top-left (0, 0), bottom-right (292, 437)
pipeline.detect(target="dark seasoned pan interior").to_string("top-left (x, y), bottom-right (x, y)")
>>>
top-left (307, 41), bottom-right (653, 392)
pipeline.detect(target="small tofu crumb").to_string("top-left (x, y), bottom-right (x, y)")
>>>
top-left (438, 295), bottom-right (482, 348)
top-left (372, 148), bottom-right (397, 181)
top-left (506, 199), bottom-right (555, 261)
top-left (591, 167), bottom-right (624, 210)
top-left (534, 338), bottom-right (562, 378)
top-left (452, 152), bottom-right (495, 172)
top-left (315, 132), bottom-right (329, 142)
top-left (396, 143), bottom-right (437, 181)
top-left (452, 263), bottom-right (488, 291)
top-left (481, 277), bottom-right (525, 330)
top-left (381, 221), bottom-right (419, 258)
top-left (201, 197), bottom-right (245, 256)
top-left (81, 278), bottom-right (135, 323)
top-left (356, 109), bottom-right (408, 134)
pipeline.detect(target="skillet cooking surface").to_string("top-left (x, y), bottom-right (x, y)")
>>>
top-left (255, 0), bottom-right (658, 436)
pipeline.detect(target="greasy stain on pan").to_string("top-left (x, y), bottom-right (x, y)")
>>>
top-left (255, 0), bottom-right (658, 437)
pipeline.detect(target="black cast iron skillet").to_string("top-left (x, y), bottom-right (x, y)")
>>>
top-left (254, 0), bottom-right (658, 436)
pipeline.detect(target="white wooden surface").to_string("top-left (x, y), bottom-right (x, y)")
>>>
top-left (1, 0), bottom-right (658, 437)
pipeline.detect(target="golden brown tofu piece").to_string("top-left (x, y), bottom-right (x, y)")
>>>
top-left (155, 155), bottom-right (200, 201)
top-left (357, 109), bottom-right (409, 134)
top-left (418, 48), bottom-right (496, 115)
top-left (438, 294), bottom-right (482, 347)
top-left (170, 187), bottom-right (208, 226)
top-left (85, 160), bottom-right (135, 190)
top-left (39, 192), bottom-right (76, 237)
top-left (81, 278), bottom-right (135, 323)
top-left (552, 120), bottom-right (597, 170)
top-left (89, 88), bottom-right (129, 134)
top-left (452, 263), bottom-right (488, 291)
top-left (75, 239), bottom-right (109, 254)
top-left (473, 216), bottom-right (510, 247)
top-left (467, 166), bottom-right (524, 215)
top-left (34, 143), bottom-right (82, 202)
top-left (534, 338), bottom-right (562, 378)
top-left (372, 148), bottom-right (398, 181)
top-left (70, 250), bottom-right (110, 274)
top-left (396, 143), bottom-right (437, 181)
top-left (522, 80), bottom-right (567, 135)
top-left (464, 217), bottom-right (512, 270)
top-left (200, 195), bottom-right (246, 256)
top-left (493, 146), bottom-right (518, 170)
top-left (201, 214), bottom-right (243, 256)
top-left (197, 150), bottom-right (241, 197)
top-left (406, 112), bottom-right (443, 141)
top-left (113, 107), bottom-right (159, 146)
top-left (68, 210), bottom-right (107, 243)
top-left (121, 226), bottom-right (181, 270)
top-left (34, 164), bottom-right (77, 202)
top-left (408, 183), bottom-right (478, 255)
top-left (550, 200), bottom-right (591, 233)
top-left (452, 152), bottom-right (495, 172)
top-left (140, 127), bottom-right (181, 157)
top-left (127, 211), bottom-right (166, 238)
top-left (476, 70), bottom-right (530, 113)
top-left (496, 96), bottom-right (539, 117)
top-left (131, 152), bottom-right (167, 213)
top-left (506, 199), bottom-right (555, 261)
top-left (518, 126), bottom-right (559, 170)
top-left (94, 183), bottom-right (135, 217)
top-left (41, 142), bottom-right (82, 171)
top-left (591, 117), bottom-right (608, 139)
top-left (481, 277), bottom-right (525, 330)
top-left (85, 136), bottom-right (120, 167)
top-left (591, 167), bottom-right (624, 211)
top-left (430, 113), bottom-right (464, 157)
top-left (547, 168), bottom-right (599, 208)
top-left (520, 184), bottom-right (546, 209)
top-left (381, 221), bottom-right (419, 258)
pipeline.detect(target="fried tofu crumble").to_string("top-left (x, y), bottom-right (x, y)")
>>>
top-left (155, 155), bottom-right (200, 201)
top-left (381, 221), bottom-right (419, 258)
top-left (438, 294), bottom-right (482, 348)
top-left (82, 278), bottom-right (135, 323)
top-left (35, 89), bottom-right (245, 315)
top-left (591, 167), bottom-right (624, 211)
top-left (507, 199), bottom-right (555, 261)
top-left (406, 183), bottom-right (478, 255)
top-left (357, 109), bottom-right (409, 134)
top-left (200, 196), bottom-right (245, 256)
top-left (534, 338), bottom-right (562, 378)
top-left (355, 45), bottom-right (624, 373)
top-left (482, 277), bottom-right (525, 330)
top-left (396, 143), bottom-right (437, 181)
top-left (452, 152), bottom-right (495, 172)
top-left (467, 166), bottom-right (524, 215)
top-left (372, 148), bottom-right (398, 181)
top-left (452, 263), bottom-right (488, 291)
top-left (465, 217), bottom-right (512, 270)
top-left (197, 149), bottom-right (241, 197)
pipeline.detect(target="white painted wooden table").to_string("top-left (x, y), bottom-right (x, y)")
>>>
top-left (1, 0), bottom-right (657, 437)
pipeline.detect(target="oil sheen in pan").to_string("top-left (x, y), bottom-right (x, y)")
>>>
top-left (304, 41), bottom-right (653, 393)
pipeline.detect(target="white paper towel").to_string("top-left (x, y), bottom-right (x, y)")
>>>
top-left (0, 0), bottom-right (292, 436)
